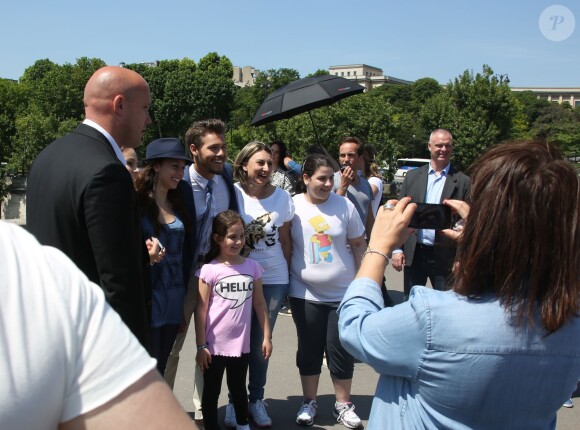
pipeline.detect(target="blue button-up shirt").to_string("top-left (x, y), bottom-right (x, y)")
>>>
top-left (338, 277), bottom-right (580, 430)
top-left (418, 163), bottom-right (450, 245)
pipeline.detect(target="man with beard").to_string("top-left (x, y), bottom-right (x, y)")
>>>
top-left (164, 119), bottom-right (238, 424)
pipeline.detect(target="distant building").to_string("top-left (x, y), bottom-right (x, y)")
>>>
top-left (233, 66), bottom-right (258, 87)
top-left (328, 64), bottom-right (413, 90)
top-left (511, 87), bottom-right (580, 108)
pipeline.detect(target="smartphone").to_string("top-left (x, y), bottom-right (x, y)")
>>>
top-left (409, 203), bottom-right (452, 230)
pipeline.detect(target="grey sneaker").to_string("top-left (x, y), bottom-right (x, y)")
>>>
top-left (249, 399), bottom-right (272, 428)
top-left (333, 401), bottom-right (363, 429)
top-left (296, 400), bottom-right (318, 426)
top-left (563, 398), bottom-right (574, 408)
top-left (224, 402), bottom-right (236, 428)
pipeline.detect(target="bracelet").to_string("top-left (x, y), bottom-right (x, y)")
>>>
top-left (197, 344), bottom-right (208, 351)
top-left (363, 248), bottom-right (390, 263)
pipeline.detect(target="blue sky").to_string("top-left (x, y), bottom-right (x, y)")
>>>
top-left (1, 1), bottom-right (577, 87)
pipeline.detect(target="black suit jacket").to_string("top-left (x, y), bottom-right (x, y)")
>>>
top-left (178, 163), bottom-right (238, 274)
top-left (26, 124), bottom-right (149, 347)
top-left (398, 163), bottom-right (470, 271)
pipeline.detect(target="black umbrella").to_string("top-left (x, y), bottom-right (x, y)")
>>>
top-left (250, 75), bottom-right (365, 143)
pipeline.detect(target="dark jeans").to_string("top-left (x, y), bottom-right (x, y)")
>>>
top-left (289, 297), bottom-right (355, 379)
top-left (202, 354), bottom-right (249, 430)
top-left (404, 244), bottom-right (451, 297)
top-left (150, 324), bottom-right (179, 375)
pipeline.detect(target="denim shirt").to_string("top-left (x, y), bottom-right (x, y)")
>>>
top-left (338, 278), bottom-right (580, 429)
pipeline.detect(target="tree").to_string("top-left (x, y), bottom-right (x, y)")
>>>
top-left (531, 103), bottom-right (580, 155)
top-left (20, 57), bottom-right (106, 121)
top-left (307, 69), bottom-right (330, 77)
top-left (126, 53), bottom-right (236, 143)
top-left (420, 65), bottom-right (517, 169)
top-left (514, 90), bottom-right (551, 124)
top-left (8, 107), bottom-right (60, 172)
top-left (251, 68), bottom-right (300, 104)
top-left (0, 79), bottom-right (26, 165)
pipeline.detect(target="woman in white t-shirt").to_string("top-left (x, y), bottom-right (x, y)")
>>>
top-left (363, 145), bottom-right (384, 216)
top-left (289, 154), bottom-right (367, 428)
top-left (225, 141), bottom-right (295, 428)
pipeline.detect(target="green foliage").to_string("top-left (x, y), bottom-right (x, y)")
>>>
top-left (307, 69), bottom-right (330, 77)
top-left (8, 107), bottom-right (60, 172)
top-left (0, 79), bottom-right (27, 163)
top-left (126, 53), bottom-right (236, 143)
top-left (420, 65), bottom-right (517, 169)
top-left (21, 57), bottom-right (106, 121)
top-left (530, 104), bottom-right (580, 155)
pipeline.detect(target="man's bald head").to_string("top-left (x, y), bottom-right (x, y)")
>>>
top-left (83, 66), bottom-right (152, 149)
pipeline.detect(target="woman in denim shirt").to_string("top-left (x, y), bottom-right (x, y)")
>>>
top-left (338, 140), bottom-right (580, 430)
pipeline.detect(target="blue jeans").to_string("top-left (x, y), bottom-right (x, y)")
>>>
top-left (248, 283), bottom-right (288, 402)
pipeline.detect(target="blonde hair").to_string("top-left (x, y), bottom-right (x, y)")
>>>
top-left (233, 141), bottom-right (271, 185)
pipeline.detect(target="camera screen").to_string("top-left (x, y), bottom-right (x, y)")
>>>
top-left (409, 203), bottom-right (452, 230)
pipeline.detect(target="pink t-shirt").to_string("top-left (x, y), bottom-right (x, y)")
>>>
top-left (197, 258), bottom-right (263, 357)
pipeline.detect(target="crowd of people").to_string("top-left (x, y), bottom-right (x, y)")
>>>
top-left (0, 65), bottom-right (577, 430)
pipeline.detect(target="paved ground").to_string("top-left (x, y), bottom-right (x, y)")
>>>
top-left (173, 267), bottom-right (579, 429)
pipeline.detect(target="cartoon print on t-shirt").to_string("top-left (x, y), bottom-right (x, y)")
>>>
top-left (215, 274), bottom-right (254, 309)
top-left (308, 215), bottom-right (333, 264)
top-left (243, 212), bottom-right (272, 256)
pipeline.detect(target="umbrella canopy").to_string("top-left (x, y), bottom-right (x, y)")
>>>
top-left (250, 75), bottom-right (365, 127)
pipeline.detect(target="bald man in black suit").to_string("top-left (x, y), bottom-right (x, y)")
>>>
top-left (27, 66), bottom-right (152, 347)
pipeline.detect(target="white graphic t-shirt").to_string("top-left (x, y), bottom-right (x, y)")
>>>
top-left (234, 184), bottom-right (295, 284)
top-left (197, 258), bottom-right (263, 357)
top-left (290, 192), bottom-right (365, 303)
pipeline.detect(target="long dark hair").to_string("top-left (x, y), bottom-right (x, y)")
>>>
top-left (295, 154), bottom-right (335, 194)
top-left (271, 140), bottom-right (289, 171)
top-left (135, 161), bottom-right (191, 236)
top-left (204, 210), bottom-right (245, 263)
top-left (453, 140), bottom-right (579, 333)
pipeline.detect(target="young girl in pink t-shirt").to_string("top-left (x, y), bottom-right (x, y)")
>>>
top-left (195, 210), bottom-right (272, 430)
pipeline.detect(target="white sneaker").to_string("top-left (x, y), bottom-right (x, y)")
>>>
top-left (248, 399), bottom-right (272, 428)
top-left (224, 402), bottom-right (236, 428)
top-left (296, 400), bottom-right (318, 426)
top-left (333, 401), bottom-right (363, 429)
top-left (236, 425), bottom-right (250, 430)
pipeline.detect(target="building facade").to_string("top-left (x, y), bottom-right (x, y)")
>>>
top-left (328, 64), bottom-right (413, 90)
top-left (233, 66), bottom-right (258, 87)
top-left (511, 87), bottom-right (580, 108)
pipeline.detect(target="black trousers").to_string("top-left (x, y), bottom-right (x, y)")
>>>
top-left (404, 244), bottom-right (451, 297)
top-left (150, 324), bottom-right (179, 376)
top-left (202, 353), bottom-right (249, 430)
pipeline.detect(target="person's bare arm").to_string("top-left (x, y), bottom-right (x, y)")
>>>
top-left (356, 198), bottom-right (415, 283)
top-left (348, 235), bottom-right (366, 270)
top-left (252, 279), bottom-right (272, 359)
top-left (195, 277), bottom-right (212, 372)
top-left (59, 370), bottom-right (198, 430)
top-left (279, 221), bottom-right (292, 270)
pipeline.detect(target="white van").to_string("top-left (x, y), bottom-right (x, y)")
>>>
top-left (393, 158), bottom-right (430, 184)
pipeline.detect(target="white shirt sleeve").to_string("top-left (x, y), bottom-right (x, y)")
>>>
top-left (0, 222), bottom-right (156, 428)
